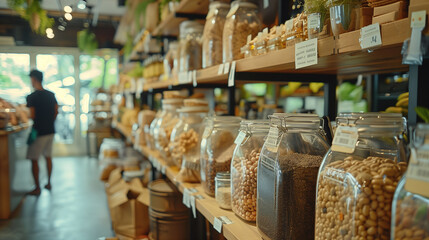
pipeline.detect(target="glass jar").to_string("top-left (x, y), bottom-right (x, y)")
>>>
top-left (170, 103), bottom-right (209, 170)
top-left (392, 124), bottom-right (429, 240)
top-left (154, 99), bottom-right (183, 162)
top-left (257, 113), bottom-right (330, 240)
top-left (147, 110), bottom-right (162, 150)
top-left (200, 116), bottom-right (241, 196)
top-left (99, 138), bottom-right (125, 160)
top-left (179, 22), bottom-right (204, 73)
top-left (231, 119), bottom-right (270, 222)
top-left (164, 41), bottom-right (179, 79)
top-left (315, 113), bottom-right (408, 240)
top-left (202, 1), bottom-right (230, 68)
top-left (222, 1), bottom-right (261, 63)
top-left (215, 171), bottom-right (232, 210)
top-left (135, 110), bottom-right (156, 148)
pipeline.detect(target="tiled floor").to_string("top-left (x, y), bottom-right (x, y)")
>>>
top-left (0, 157), bottom-right (113, 240)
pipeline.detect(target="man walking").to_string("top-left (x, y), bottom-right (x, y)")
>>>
top-left (26, 70), bottom-right (58, 196)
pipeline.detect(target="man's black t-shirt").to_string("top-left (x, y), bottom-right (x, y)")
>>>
top-left (26, 90), bottom-right (57, 136)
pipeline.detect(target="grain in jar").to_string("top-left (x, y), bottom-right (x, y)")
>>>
top-left (257, 113), bottom-right (330, 240)
top-left (215, 172), bottom-right (232, 210)
top-left (202, 2), bottom-right (229, 68)
top-left (179, 22), bottom-right (204, 73)
top-left (223, 1), bottom-right (261, 63)
top-left (315, 113), bottom-right (408, 240)
top-left (392, 123), bottom-right (429, 240)
top-left (200, 116), bottom-right (241, 196)
top-left (231, 119), bottom-right (270, 222)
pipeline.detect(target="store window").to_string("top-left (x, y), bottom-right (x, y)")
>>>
top-left (0, 53), bottom-right (31, 103)
top-left (36, 54), bottom-right (76, 143)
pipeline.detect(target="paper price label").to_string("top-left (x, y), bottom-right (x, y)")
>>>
top-left (213, 216), bottom-right (233, 233)
top-left (360, 23), bottom-right (382, 49)
top-left (234, 131), bottom-right (247, 145)
top-left (308, 13), bottom-right (320, 30)
top-left (182, 189), bottom-right (191, 208)
top-left (223, 62), bottom-right (230, 75)
top-left (188, 71), bottom-right (193, 84)
top-left (266, 127), bottom-right (279, 152)
top-left (285, 19), bottom-right (294, 31)
top-left (228, 61), bottom-right (236, 87)
top-left (411, 10), bottom-right (426, 29)
top-left (331, 125), bottom-right (358, 154)
top-left (192, 70), bottom-right (197, 87)
top-left (295, 38), bottom-right (318, 69)
top-left (217, 64), bottom-right (224, 75)
top-left (190, 195), bottom-right (197, 218)
top-left (178, 72), bottom-right (190, 84)
top-left (405, 149), bottom-right (429, 198)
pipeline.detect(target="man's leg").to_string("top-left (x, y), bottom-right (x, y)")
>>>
top-left (29, 160), bottom-right (41, 195)
top-left (44, 157), bottom-right (52, 190)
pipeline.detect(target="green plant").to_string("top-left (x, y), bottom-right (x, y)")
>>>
top-left (416, 107), bottom-right (429, 123)
top-left (134, 0), bottom-right (155, 31)
top-left (7, 0), bottom-right (54, 35)
top-left (77, 29), bottom-right (98, 54)
top-left (122, 34), bottom-right (134, 59)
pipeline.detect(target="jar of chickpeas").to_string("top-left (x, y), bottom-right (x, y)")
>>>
top-left (392, 123), bottom-right (429, 240)
top-left (231, 119), bottom-right (270, 222)
top-left (315, 113), bottom-right (408, 240)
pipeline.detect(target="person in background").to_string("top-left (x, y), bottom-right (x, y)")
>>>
top-left (26, 70), bottom-right (58, 196)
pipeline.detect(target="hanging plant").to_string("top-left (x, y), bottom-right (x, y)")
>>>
top-left (77, 29), bottom-right (98, 54)
top-left (7, 0), bottom-right (54, 35)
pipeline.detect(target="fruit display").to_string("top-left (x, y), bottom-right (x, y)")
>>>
top-left (385, 92), bottom-right (409, 116)
top-left (0, 98), bottom-right (30, 128)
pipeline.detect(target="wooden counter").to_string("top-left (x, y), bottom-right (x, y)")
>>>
top-left (0, 123), bottom-right (33, 219)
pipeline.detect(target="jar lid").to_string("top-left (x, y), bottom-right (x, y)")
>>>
top-left (213, 116), bottom-right (242, 123)
top-left (209, 1), bottom-right (230, 9)
top-left (162, 98), bottom-right (184, 105)
top-left (337, 112), bottom-right (404, 126)
top-left (178, 106), bottom-right (210, 113)
top-left (180, 20), bottom-right (203, 36)
top-left (269, 113), bottom-right (321, 129)
top-left (163, 90), bottom-right (187, 99)
top-left (123, 170), bottom-right (145, 179)
top-left (184, 99), bottom-right (209, 107)
top-left (215, 171), bottom-right (230, 180)
top-left (232, 1), bottom-right (258, 9)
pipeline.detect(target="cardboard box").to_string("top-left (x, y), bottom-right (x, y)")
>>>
top-left (337, 30), bottom-right (361, 54)
top-left (381, 18), bottom-right (411, 46)
top-left (374, 1), bottom-right (406, 18)
top-left (355, 7), bottom-right (374, 29)
top-left (109, 181), bottom-right (150, 238)
top-left (318, 36), bottom-right (336, 57)
top-left (373, 11), bottom-right (399, 25)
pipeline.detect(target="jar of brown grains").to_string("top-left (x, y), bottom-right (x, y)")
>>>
top-left (315, 112), bottom-right (408, 240)
top-left (231, 119), bottom-right (270, 222)
top-left (257, 113), bottom-right (330, 240)
top-left (200, 116), bottom-right (241, 197)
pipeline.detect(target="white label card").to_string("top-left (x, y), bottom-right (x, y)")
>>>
top-left (331, 125), bottom-right (358, 154)
top-left (234, 131), bottom-right (247, 145)
top-left (405, 149), bottom-right (429, 198)
top-left (266, 127), bottom-right (279, 152)
top-left (190, 195), bottom-right (197, 218)
top-left (228, 61), bottom-right (236, 87)
top-left (295, 38), bottom-right (318, 69)
top-left (308, 13), bottom-right (320, 30)
top-left (360, 23), bottom-right (382, 49)
top-left (213, 216), bottom-right (233, 233)
top-left (182, 189), bottom-right (191, 208)
top-left (223, 62), bottom-right (230, 75)
top-left (192, 70), bottom-right (197, 87)
top-left (178, 72), bottom-right (190, 84)
top-left (286, 19), bottom-right (294, 31)
top-left (217, 64), bottom-right (224, 75)
top-left (411, 10), bottom-right (426, 29)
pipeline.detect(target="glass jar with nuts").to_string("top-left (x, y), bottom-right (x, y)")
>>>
top-left (257, 113), bottom-right (330, 240)
top-left (222, 1), bottom-right (261, 63)
top-left (179, 22), bottom-right (204, 73)
top-left (231, 119), bottom-right (270, 222)
top-left (315, 113), bottom-right (408, 240)
top-left (202, 1), bottom-right (230, 68)
top-left (169, 101), bottom-right (209, 183)
top-left (392, 123), bottom-right (429, 240)
top-left (200, 116), bottom-right (241, 197)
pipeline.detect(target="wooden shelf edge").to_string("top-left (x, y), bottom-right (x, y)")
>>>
top-left (137, 145), bottom-right (261, 240)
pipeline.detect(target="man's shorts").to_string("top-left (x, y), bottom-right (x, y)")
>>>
top-left (26, 134), bottom-right (54, 160)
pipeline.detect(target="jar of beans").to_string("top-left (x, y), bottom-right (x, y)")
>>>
top-left (315, 113), bottom-right (408, 240)
top-left (231, 119), bottom-right (270, 222)
top-left (200, 116), bottom-right (241, 197)
top-left (392, 123), bottom-right (429, 240)
top-left (169, 100), bottom-right (209, 183)
top-left (222, 0), bottom-right (261, 63)
top-left (257, 113), bottom-right (330, 240)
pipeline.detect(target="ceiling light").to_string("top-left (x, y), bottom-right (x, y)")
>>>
top-left (45, 28), bottom-right (53, 35)
top-left (47, 33), bottom-right (55, 39)
top-left (65, 13), bottom-right (72, 21)
top-left (77, 0), bottom-right (87, 10)
top-left (58, 25), bottom-right (66, 31)
top-left (64, 5), bottom-right (72, 13)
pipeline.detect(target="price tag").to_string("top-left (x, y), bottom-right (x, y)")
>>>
top-left (234, 131), bottom-right (247, 145)
top-left (295, 38), bottom-right (318, 69)
top-left (411, 10), bottom-right (426, 28)
top-left (331, 125), bottom-right (358, 154)
top-left (265, 126), bottom-right (280, 152)
top-left (285, 19), bottom-right (294, 31)
top-left (213, 216), bottom-right (233, 233)
top-left (223, 62), bottom-right (230, 75)
top-left (182, 189), bottom-right (191, 208)
top-left (406, 11), bottom-right (427, 64)
top-left (228, 61), bottom-right (236, 87)
top-left (308, 13), bottom-right (320, 30)
top-left (188, 71), bottom-right (193, 83)
top-left (192, 70), bottom-right (197, 87)
top-left (217, 64), bottom-right (224, 75)
top-left (359, 23), bottom-right (382, 49)
top-left (178, 72), bottom-right (189, 84)
top-left (405, 149), bottom-right (429, 198)
top-left (190, 195), bottom-right (197, 218)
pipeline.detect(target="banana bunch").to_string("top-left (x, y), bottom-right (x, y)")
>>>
top-left (385, 92), bottom-right (408, 116)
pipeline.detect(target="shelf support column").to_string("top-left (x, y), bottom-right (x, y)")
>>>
top-left (228, 86), bottom-right (236, 116)
top-left (323, 76), bottom-right (337, 121)
top-left (408, 61), bottom-right (429, 125)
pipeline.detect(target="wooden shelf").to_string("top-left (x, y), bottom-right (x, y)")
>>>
top-left (152, 0), bottom-right (209, 37)
top-left (0, 122), bottom-right (31, 136)
top-left (137, 145), bottom-right (260, 240)
top-left (141, 19), bottom-right (411, 92)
